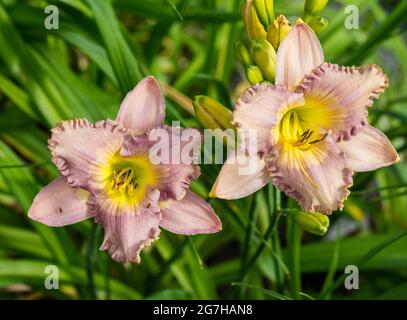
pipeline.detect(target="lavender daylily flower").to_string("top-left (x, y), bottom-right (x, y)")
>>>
top-left (210, 22), bottom-right (399, 214)
top-left (29, 76), bottom-right (221, 263)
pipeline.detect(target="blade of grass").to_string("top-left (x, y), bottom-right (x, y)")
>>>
top-left (86, 0), bottom-right (142, 93)
top-left (319, 231), bottom-right (407, 298)
top-left (320, 229), bottom-right (341, 300)
top-left (344, 0), bottom-right (407, 65)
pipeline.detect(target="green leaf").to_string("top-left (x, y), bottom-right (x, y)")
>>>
top-left (0, 259), bottom-right (141, 299)
top-left (376, 282), bottom-right (407, 300)
top-left (86, 0), bottom-right (142, 93)
top-left (0, 225), bottom-right (52, 259)
top-left (344, 0), bottom-right (407, 65)
top-left (295, 233), bottom-right (407, 273)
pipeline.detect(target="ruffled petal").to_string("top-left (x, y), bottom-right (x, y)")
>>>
top-left (116, 76), bottom-right (165, 135)
top-left (210, 148), bottom-right (270, 200)
top-left (160, 191), bottom-right (221, 235)
top-left (90, 189), bottom-right (161, 264)
top-left (28, 177), bottom-right (92, 227)
top-left (276, 22), bottom-right (324, 90)
top-left (49, 119), bottom-right (126, 192)
top-left (121, 125), bottom-right (201, 201)
top-left (234, 83), bottom-right (305, 155)
top-left (297, 63), bottom-right (388, 141)
top-left (265, 135), bottom-right (353, 214)
top-left (339, 125), bottom-right (399, 172)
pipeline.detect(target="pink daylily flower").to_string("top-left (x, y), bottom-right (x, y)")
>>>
top-left (29, 76), bottom-right (221, 263)
top-left (210, 22), bottom-right (399, 214)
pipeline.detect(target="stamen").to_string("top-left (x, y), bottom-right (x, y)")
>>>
top-left (280, 110), bottom-right (326, 149)
top-left (299, 129), bottom-right (310, 142)
top-left (308, 133), bottom-right (327, 145)
top-left (305, 130), bottom-right (314, 140)
top-left (110, 167), bottom-right (140, 196)
top-left (299, 129), bottom-right (310, 138)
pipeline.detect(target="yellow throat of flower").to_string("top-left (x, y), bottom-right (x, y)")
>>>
top-left (277, 97), bottom-right (333, 151)
top-left (279, 109), bottom-right (327, 151)
top-left (274, 98), bottom-right (338, 188)
top-left (101, 153), bottom-right (158, 208)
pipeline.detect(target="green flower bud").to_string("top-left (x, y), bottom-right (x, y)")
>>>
top-left (235, 41), bottom-right (253, 67)
top-left (245, 65), bottom-right (264, 84)
top-left (304, 0), bottom-right (328, 16)
top-left (193, 96), bottom-right (235, 131)
top-left (306, 16), bottom-right (329, 33)
top-left (267, 15), bottom-right (292, 50)
top-left (253, 0), bottom-right (275, 29)
top-left (264, 0), bottom-right (275, 24)
top-left (288, 210), bottom-right (330, 236)
top-left (241, 0), bottom-right (267, 40)
top-left (249, 39), bottom-right (276, 82)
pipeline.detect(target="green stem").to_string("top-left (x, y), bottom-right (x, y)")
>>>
top-left (147, 237), bottom-right (189, 294)
top-left (86, 223), bottom-right (100, 300)
top-left (239, 195), bottom-right (257, 279)
top-left (238, 212), bottom-right (281, 281)
top-left (287, 216), bottom-right (302, 299)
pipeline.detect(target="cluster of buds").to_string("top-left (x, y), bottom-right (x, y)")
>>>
top-left (237, 0), bottom-right (329, 85)
top-left (238, 0), bottom-right (289, 84)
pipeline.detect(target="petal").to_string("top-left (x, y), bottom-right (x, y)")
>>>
top-left (210, 149), bottom-right (271, 200)
top-left (297, 63), bottom-right (388, 141)
top-left (49, 119), bottom-right (125, 192)
top-left (160, 191), bottom-right (221, 235)
top-left (339, 125), bottom-right (399, 172)
top-left (91, 189), bottom-right (162, 264)
top-left (276, 22), bottom-right (324, 90)
top-left (121, 125), bottom-right (201, 201)
top-left (234, 83), bottom-right (305, 155)
top-left (116, 76), bottom-right (165, 134)
top-left (28, 177), bottom-right (92, 227)
top-left (266, 135), bottom-right (353, 214)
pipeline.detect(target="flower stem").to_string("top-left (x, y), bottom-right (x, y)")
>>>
top-left (86, 223), bottom-right (100, 300)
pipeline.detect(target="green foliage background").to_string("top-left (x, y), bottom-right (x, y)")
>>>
top-left (0, 0), bottom-right (406, 300)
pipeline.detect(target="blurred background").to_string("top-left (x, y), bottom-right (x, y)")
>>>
top-left (0, 0), bottom-right (406, 300)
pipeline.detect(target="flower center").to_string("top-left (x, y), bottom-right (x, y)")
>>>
top-left (101, 153), bottom-right (158, 208)
top-left (279, 109), bottom-right (327, 150)
top-left (110, 167), bottom-right (140, 196)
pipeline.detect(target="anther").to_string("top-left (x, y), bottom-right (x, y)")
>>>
top-left (309, 133), bottom-right (328, 145)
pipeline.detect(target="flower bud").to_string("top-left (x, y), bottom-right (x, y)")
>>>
top-left (306, 16), bottom-right (328, 33)
top-left (241, 0), bottom-right (267, 40)
top-left (304, 0), bottom-right (328, 16)
top-left (249, 39), bottom-right (276, 82)
top-left (253, 0), bottom-right (275, 29)
top-left (288, 210), bottom-right (330, 236)
top-left (235, 41), bottom-right (253, 67)
top-left (267, 15), bottom-right (292, 50)
top-left (193, 95), bottom-right (235, 131)
top-left (245, 65), bottom-right (264, 84)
